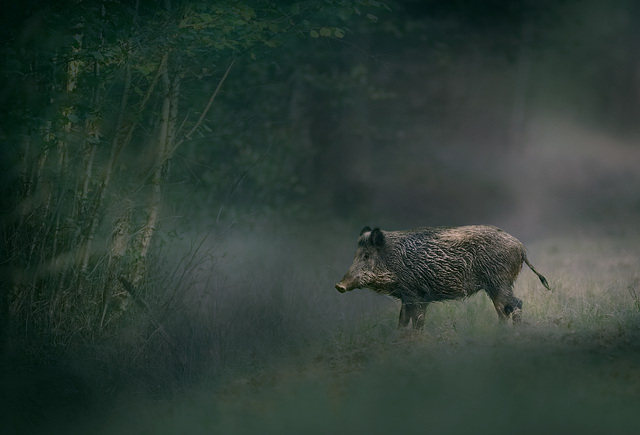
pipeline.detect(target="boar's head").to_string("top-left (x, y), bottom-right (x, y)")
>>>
top-left (335, 227), bottom-right (395, 293)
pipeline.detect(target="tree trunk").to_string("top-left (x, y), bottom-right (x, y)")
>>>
top-left (79, 63), bottom-right (132, 273)
top-left (18, 134), bottom-right (32, 225)
top-left (80, 58), bottom-right (103, 204)
top-left (133, 52), bottom-right (180, 285)
top-left (100, 200), bottom-right (132, 329)
top-left (29, 123), bottom-right (53, 263)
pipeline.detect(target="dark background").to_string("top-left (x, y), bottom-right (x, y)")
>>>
top-left (1, 0), bottom-right (640, 433)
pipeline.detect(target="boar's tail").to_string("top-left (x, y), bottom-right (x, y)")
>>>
top-left (523, 251), bottom-right (551, 290)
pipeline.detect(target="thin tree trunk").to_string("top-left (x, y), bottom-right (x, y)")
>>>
top-left (29, 123), bottom-right (53, 263)
top-left (66, 30), bottom-right (82, 93)
top-left (18, 134), bottom-right (32, 224)
top-left (81, 136), bottom-right (97, 201)
top-left (79, 63), bottom-right (132, 272)
top-left (166, 73), bottom-right (180, 167)
top-left (50, 139), bottom-right (68, 263)
top-left (80, 58), bottom-right (103, 204)
top-left (100, 200), bottom-right (132, 329)
top-left (29, 134), bottom-right (49, 197)
top-left (134, 53), bottom-right (180, 285)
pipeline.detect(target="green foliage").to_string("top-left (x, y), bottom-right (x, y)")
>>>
top-left (0, 0), bottom-right (389, 361)
top-left (3, 2), bottom-right (640, 433)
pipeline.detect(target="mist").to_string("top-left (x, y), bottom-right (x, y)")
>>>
top-left (2, 1), bottom-right (640, 434)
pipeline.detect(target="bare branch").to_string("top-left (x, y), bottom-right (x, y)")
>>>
top-left (183, 57), bottom-right (236, 141)
top-left (142, 56), bottom-right (237, 184)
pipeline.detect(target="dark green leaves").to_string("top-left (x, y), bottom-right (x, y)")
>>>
top-left (310, 27), bottom-right (346, 38)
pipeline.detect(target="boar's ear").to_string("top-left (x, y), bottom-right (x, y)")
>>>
top-left (360, 226), bottom-right (372, 236)
top-left (370, 227), bottom-right (385, 247)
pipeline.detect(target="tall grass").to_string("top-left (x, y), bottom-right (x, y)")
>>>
top-left (99, 225), bottom-right (639, 434)
top-left (3, 223), bottom-right (640, 434)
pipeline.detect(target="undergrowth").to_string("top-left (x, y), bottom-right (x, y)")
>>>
top-left (2, 225), bottom-right (640, 435)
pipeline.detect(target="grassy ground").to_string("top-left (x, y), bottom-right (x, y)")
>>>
top-left (4, 225), bottom-right (640, 434)
top-left (87, 226), bottom-right (640, 435)
top-left (96, 322), bottom-right (640, 434)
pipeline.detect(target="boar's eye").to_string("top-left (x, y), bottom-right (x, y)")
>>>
top-left (363, 252), bottom-right (370, 260)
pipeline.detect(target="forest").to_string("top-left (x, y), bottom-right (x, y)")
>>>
top-left (1, 0), bottom-right (640, 433)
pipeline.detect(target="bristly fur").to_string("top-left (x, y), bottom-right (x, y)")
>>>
top-left (337, 225), bottom-right (550, 329)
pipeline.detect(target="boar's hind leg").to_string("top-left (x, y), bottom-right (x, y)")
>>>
top-left (398, 301), bottom-right (428, 330)
top-left (398, 302), bottom-right (411, 328)
top-left (488, 287), bottom-right (523, 323)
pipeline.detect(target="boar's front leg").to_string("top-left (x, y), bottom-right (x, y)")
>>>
top-left (398, 300), bottom-right (428, 330)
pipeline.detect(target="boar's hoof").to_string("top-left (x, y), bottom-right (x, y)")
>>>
top-left (335, 283), bottom-right (347, 293)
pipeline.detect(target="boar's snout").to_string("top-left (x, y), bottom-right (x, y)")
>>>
top-left (336, 273), bottom-right (357, 293)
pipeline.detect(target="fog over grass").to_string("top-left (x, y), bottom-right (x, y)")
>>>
top-left (91, 216), bottom-right (640, 435)
top-left (105, 111), bottom-right (640, 434)
top-left (4, 100), bottom-right (640, 435)
top-left (3, 1), bottom-right (640, 434)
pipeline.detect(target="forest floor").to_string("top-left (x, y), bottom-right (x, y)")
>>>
top-left (100, 317), bottom-right (640, 435)
top-left (100, 226), bottom-right (640, 435)
top-left (4, 225), bottom-right (640, 435)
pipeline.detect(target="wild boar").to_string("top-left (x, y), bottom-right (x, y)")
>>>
top-left (335, 225), bottom-right (550, 329)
